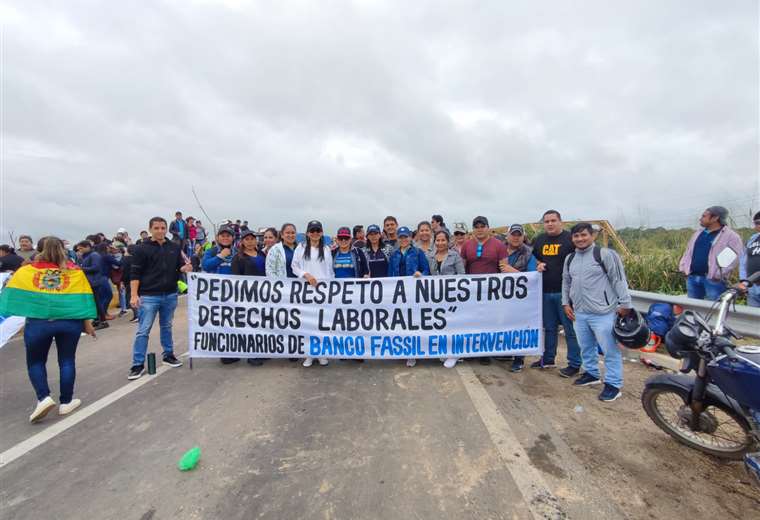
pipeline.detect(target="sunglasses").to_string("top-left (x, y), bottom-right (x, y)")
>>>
top-left (755, 220), bottom-right (760, 225)
top-left (308, 229), bottom-right (323, 233)
top-left (337, 237), bottom-right (350, 241)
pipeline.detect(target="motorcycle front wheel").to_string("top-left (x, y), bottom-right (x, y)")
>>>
top-left (641, 386), bottom-right (753, 460)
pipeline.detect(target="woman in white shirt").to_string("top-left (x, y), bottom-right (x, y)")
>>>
top-left (291, 220), bottom-right (334, 367)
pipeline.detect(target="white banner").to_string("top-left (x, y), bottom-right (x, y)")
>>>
top-left (0, 272), bottom-right (25, 348)
top-left (187, 272), bottom-right (543, 360)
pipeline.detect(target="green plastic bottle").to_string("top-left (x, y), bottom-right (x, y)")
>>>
top-left (178, 446), bottom-right (201, 471)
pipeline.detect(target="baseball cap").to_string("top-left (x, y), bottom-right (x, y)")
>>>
top-left (367, 224), bottom-right (381, 234)
top-left (453, 223), bottom-right (467, 235)
top-left (218, 225), bottom-right (235, 236)
top-left (508, 224), bottom-right (524, 235)
top-left (307, 220), bottom-right (323, 232)
top-left (472, 216), bottom-right (489, 227)
top-left (397, 226), bottom-right (411, 237)
top-left (117, 227), bottom-right (127, 234)
top-left (240, 229), bottom-right (256, 240)
top-left (336, 227), bottom-right (351, 238)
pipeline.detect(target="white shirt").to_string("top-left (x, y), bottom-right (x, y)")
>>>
top-left (291, 244), bottom-right (334, 280)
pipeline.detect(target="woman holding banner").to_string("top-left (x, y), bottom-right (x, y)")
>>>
top-left (231, 230), bottom-right (268, 366)
top-left (428, 230), bottom-right (465, 368)
top-left (292, 220), bottom-right (334, 367)
top-left (0, 237), bottom-right (97, 423)
top-left (388, 226), bottom-right (430, 367)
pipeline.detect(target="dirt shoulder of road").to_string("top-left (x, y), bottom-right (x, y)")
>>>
top-left (481, 343), bottom-right (760, 520)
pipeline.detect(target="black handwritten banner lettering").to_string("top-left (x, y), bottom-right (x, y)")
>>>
top-left (187, 273), bottom-right (543, 359)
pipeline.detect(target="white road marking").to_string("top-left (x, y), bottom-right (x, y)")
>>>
top-left (0, 353), bottom-right (188, 469)
top-left (456, 363), bottom-right (565, 520)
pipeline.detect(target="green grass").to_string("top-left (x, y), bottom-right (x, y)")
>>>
top-left (616, 227), bottom-right (754, 295)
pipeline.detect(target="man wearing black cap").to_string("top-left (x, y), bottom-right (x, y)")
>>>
top-left (499, 224), bottom-right (538, 372)
top-left (201, 225), bottom-right (236, 274)
top-left (460, 216), bottom-right (507, 365)
top-left (739, 211), bottom-right (760, 307)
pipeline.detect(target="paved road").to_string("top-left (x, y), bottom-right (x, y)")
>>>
top-left (0, 303), bottom-right (751, 519)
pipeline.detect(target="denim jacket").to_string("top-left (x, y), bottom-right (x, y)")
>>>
top-left (389, 246), bottom-right (430, 276)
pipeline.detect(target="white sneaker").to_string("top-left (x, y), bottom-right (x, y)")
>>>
top-left (318, 358), bottom-right (329, 366)
top-left (406, 359), bottom-right (417, 367)
top-left (59, 399), bottom-right (82, 416)
top-left (303, 357), bottom-right (314, 367)
top-left (29, 396), bottom-right (56, 423)
top-left (443, 358), bottom-right (457, 369)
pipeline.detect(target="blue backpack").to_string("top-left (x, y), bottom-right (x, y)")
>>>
top-left (645, 303), bottom-right (675, 337)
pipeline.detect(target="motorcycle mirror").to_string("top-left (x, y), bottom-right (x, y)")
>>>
top-left (716, 248), bottom-right (737, 269)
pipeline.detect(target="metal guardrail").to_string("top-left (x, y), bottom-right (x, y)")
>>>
top-left (630, 290), bottom-right (760, 339)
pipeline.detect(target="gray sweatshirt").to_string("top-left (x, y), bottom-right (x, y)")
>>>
top-left (561, 245), bottom-right (632, 315)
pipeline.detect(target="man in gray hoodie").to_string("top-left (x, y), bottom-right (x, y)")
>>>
top-left (562, 222), bottom-right (632, 402)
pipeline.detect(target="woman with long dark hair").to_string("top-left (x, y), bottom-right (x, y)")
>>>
top-left (262, 228), bottom-right (278, 255)
top-left (428, 231), bottom-right (465, 368)
top-left (266, 223), bottom-right (298, 278)
top-left (0, 237), bottom-right (97, 422)
top-left (291, 220), bottom-right (333, 367)
top-left (231, 230), bottom-right (268, 366)
top-left (414, 221), bottom-right (435, 255)
top-left (363, 224), bottom-right (392, 278)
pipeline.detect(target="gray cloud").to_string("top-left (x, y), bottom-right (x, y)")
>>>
top-left (2, 0), bottom-right (758, 244)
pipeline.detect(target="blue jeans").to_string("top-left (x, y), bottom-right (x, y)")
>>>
top-left (96, 282), bottom-right (113, 316)
top-left (118, 285), bottom-right (127, 312)
top-left (573, 311), bottom-right (623, 389)
top-left (687, 275), bottom-right (726, 301)
top-left (131, 293), bottom-right (178, 366)
top-left (748, 285), bottom-right (760, 307)
top-left (24, 318), bottom-right (82, 404)
top-left (542, 292), bottom-right (582, 368)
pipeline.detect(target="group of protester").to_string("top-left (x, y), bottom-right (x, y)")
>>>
top-left (1, 206), bottom-right (758, 423)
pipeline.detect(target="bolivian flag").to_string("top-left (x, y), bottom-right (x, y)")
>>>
top-left (0, 262), bottom-right (97, 319)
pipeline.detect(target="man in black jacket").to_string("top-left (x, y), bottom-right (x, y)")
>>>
top-left (128, 217), bottom-right (192, 380)
top-left (0, 245), bottom-right (24, 272)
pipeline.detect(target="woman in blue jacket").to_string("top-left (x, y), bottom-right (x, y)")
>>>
top-left (388, 227), bottom-right (429, 367)
top-left (388, 227), bottom-right (430, 278)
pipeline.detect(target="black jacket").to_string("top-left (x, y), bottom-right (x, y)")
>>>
top-left (130, 239), bottom-right (184, 295)
top-left (0, 252), bottom-right (24, 272)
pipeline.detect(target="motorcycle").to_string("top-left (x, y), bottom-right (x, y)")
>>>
top-left (641, 248), bottom-right (760, 486)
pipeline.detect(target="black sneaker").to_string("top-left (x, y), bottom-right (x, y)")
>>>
top-left (128, 316), bottom-right (139, 323)
top-left (162, 354), bottom-right (183, 368)
top-left (479, 357), bottom-right (491, 365)
top-left (221, 358), bottom-right (240, 365)
top-left (598, 383), bottom-right (622, 402)
top-left (529, 360), bottom-right (556, 369)
top-left (118, 310), bottom-right (128, 317)
top-left (128, 365), bottom-right (145, 380)
top-left (510, 359), bottom-right (524, 373)
top-left (94, 321), bottom-right (110, 330)
top-left (246, 358), bottom-right (264, 366)
top-left (559, 366), bottom-right (581, 378)
top-left (573, 373), bottom-right (601, 386)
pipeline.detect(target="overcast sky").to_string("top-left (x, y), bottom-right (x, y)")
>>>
top-left (1, 0), bottom-right (758, 243)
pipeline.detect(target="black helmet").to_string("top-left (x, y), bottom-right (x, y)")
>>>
top-left (664, 312), bottom-right (702, 358)
top-left (613, 310), bottom-right (650, 349)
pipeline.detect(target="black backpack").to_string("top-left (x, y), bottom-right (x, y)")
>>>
top-left (566, 245), bottom-right (608, 277)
